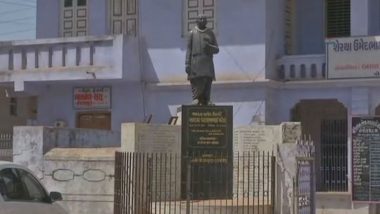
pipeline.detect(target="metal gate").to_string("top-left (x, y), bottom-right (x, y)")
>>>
top-left (320, 119), bottom-right (348, 192)
top-left (114, 151), bottom-right (276, 214)
top-left (295, 157), bottom-right (315, 214)
top-left (292, 138), bottom-right (316, 214)
top-left (0, 133), bottom-right (12, 161)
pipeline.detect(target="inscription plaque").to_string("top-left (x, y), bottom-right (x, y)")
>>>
top-left (181, 105), bottom-right (233, 199)
top-left (352, 116), bottom-right (380, 202)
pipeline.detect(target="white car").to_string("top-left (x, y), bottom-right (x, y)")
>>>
top-left (0, 161), bottom-right (68, 214)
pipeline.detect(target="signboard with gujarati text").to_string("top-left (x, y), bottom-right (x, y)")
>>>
top-left (73, 87), bottom-right (111, 109)
top-left (326, 36), bottom-right (380, 79)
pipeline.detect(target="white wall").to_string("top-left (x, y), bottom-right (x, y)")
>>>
top-left (351, 0), bottom-right (369, 36)
top-left (36, 0), bottom-right (60, 39)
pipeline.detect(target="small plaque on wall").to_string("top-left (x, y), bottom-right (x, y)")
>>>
top-left (73, 87), bottom-right (111, 109)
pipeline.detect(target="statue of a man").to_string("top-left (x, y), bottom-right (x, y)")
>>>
top-left (185, 15), bottom-right (219, 105)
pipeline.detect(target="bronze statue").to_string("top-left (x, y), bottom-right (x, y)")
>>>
top-left (185, 14), bottom-right (219, 105)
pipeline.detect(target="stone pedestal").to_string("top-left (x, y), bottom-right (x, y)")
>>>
top-left (233, 122), bottom-right (302, 200)
top-left (181, 105), bottom-right (233, 155)
top-left (181, 105), bottom-right (233, 199)
top-left (120, 122), bottom-right (182, 209)
top-left (121, 123), bottom-right (181, 153)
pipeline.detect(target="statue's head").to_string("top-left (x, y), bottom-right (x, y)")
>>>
top-left (196, 14), bottom-right (207, 30)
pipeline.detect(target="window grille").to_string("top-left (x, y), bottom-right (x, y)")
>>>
top-left (9, 98), bottom-right (17, 116)
top-left (319, 119), bottom-right (348, 192)
top-left (326, 0), bottom-right (350, 38)
top-left (284, 0), bottom-right (296, 54)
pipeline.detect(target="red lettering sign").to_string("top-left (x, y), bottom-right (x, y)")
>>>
top-left (73, 87), bottom-right (111, 109)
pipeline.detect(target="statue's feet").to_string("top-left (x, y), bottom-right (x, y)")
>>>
top-left (207, 101), bottom-right (215, 106)
top-left (191, 99), bottom-right (200, 105)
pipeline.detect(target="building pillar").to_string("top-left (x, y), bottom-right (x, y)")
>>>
top-left (350, 87), bottom-right (374, 214)
top-left (351, 0), bottom-right (369, 36)
top-left (349, 87), bottom-right (369, 195)
top-left (351, 87), bottom-right (369, 115)
top-left (350, 87), bottom-right (370, 185)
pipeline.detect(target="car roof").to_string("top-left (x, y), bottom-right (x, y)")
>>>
top-left (0, 161), bottom-right (34, 173)
top-left (0, 161), bottom-right (57, 205)
top-left (0, 161), bottom-right (12, 165)
top-left (0, 161), bottom-right (49, 192)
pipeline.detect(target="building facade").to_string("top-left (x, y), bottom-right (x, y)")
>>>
top-left (1, 0), bottom-right (380, 213)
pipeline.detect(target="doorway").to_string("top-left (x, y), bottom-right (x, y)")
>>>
top-left (291, 99), bottom-right (348, 192)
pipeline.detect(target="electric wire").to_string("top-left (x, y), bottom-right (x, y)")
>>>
top-left (0, 0), bottom-right (35, 8)
top-left (0, 16), bottom-right (35, 24)
top-left (0, 7), bottom-right (31, 16)
top-left (0, 28), bottom-right (34, 36)
top-left (0, 0), bottom-right (36, 38)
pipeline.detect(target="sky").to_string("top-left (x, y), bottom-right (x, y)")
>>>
top-left (0, 0), bottom-right (36, 41)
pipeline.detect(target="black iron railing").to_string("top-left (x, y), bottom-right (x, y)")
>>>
top-left (114, 151), bottom-right (275, 214)
top-left (0, 133), bottom-right (12, 161)
top-left (295, 157), bottom-right (315, 214)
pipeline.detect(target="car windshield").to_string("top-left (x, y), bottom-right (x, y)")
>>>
top-left (0, 168), bottom-right (50, 203)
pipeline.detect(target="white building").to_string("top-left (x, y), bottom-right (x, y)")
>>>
top-left (1, 0), bottom-right (380, 213)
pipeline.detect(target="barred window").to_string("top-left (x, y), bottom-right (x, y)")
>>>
top-left (284, 0), bottom-right (296, 54)
top-left (61, 0), bottom-right (88, 37)
top-left (319, 119), bottom-right (348, 192)
top-left (326, 0), bottom-right (351, 38)
top-left (9, 98), bottom-right (17, 116)
top-left (110, 0), bottom-right (138, 36)
top-left (183, 0), bottom-right (216, 36)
